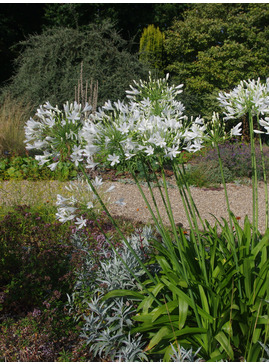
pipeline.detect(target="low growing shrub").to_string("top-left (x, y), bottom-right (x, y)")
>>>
top-left (0, 205), bottom-right (77, 313)
top-left (0, 305), bottom-right (89, 362)
top-left (68, 226), bottom-right (155, 361)
top-left (193, 140), bottom-right (269, 183)
top-left (0, 156), bottom-right (78, 181)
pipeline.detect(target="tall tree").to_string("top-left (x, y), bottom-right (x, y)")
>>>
top-left (2, 23), bottom-right (149, 109)
top-left (139, 25), bottom-right (165, 71)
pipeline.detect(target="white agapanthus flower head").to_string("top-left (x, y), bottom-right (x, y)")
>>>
top-left (81, 73), bottom-right (206, 167)
top-left (24, 100), bottom-right (93, 171)
top-left (204, 112), bottom-right (242, 147)
top-left (218, 78), bottom-right (269, 120)
top-left (55, 179), bottom-right (115, 229)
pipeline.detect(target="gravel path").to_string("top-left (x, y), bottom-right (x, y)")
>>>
top-left (106, 178), bottom-right (268, 233)
top-left (1, 178), bottom-right (268, 233)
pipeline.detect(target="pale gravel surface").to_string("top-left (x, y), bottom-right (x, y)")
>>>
top-left (106, 178), bottom-right (269, 234)
top-left (1, 178), bottom-right (268, 233)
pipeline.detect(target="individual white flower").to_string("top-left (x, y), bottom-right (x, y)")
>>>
top-left (56, 206), bottom-right (76, 223)
top-left (56, 194), bottom-right (70, 206)
top-left (117, 122), bottom-right (130, 134)
top-left (230, 122), bottom-right (242, 136)
top-left (47, 161), bottom-right (59, 171)
top-left (87, 202), bottom-right (94, 209)
top-left (184, 139), bottom-right (203, 153)
top-left (44, 101), bottom-right (59, 111)
top-left (83, 144), bottom-right (100, 158)
top-left (144, 146), bottom-right (155, 156)
top-left (256, 117), bottom-right (269, 134)
top-left (152, 132), bottom-right (167, 148)
top-left (115, 198), bottom-right (126, 206)
top-left (82, 102), bottom-right (92, 113)
top-left (93, 176), bottom-right (103, 188)
top-left (35, 152), bottom-right (51, 166)
top-left (125, 85), bottom-right (140, 98)
top-left (103, 100), bottom-right (114, 111)
top-left (165, 145), bottom-right (181, 160)
top-left (85, 157), bottom-right (99, 169)
top-left (75, 216), bottom-right (87, 229)
top-left (67, 110), bottom-right (80, 123)
top-left (107, 153), bottom-right (120, 166)
top-left (70, 145), bottom-right (83, 166)
top-left (25, 140), bottom-right (48, 150)
top-left (125, 151), bottom-right (136, 160)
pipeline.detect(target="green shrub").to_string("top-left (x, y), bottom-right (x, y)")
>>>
top-left (139, 24), bottom-right (165, 71)
top-left (2, 23), bottom-right (149, 109)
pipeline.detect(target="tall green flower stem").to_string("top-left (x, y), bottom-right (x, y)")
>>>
top-left (136, 157), bottom-right (209, 290)
top-left (169, 161), bottom-right (209, 286)
top-left (127, 158), bottom-right (206, 328)
top-left (173, 162), bottom-right (207, 233)
top-left (257, 125), bottom-right (269, 230)
top-left (77, 162), bottom-right (163, 306)
top-left (138, 156), bottom-right (211, 289)
top-left (129, 166), bottom-right (185, 276)
top-left (249, 112), bottom-right (259, 236)
top-left (216, 144), bottom-right (233, 229)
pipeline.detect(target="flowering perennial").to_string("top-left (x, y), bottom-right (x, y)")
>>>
top-left (24, 101), bottom-right (93, 171)
top-left (55, 178), bottom-right (114, 228)
top-left (81, 74), bottom-right (206, 167)
top-left (218, 78), bottom-right (269, 134)
top-left (24, 73), bottom-right (208, 228)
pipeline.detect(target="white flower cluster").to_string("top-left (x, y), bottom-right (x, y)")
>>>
top-left (56, 178), bottom-right (115, 229)
top-left (218, 78), bottom-right (269, 134)
top-left (81, 74), bottom-right (206, 167)
top-left (24, 101), bottom-right (92, 170)
top-left (205, 112), bottom-right (242, 146)
top-left (24, 73), bottom-right (209, 227)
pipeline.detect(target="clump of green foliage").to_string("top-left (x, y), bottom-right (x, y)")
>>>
top-left (0, 156), bottom-right (78, 181)
top-left (164, 3), bottom-right (269, 118)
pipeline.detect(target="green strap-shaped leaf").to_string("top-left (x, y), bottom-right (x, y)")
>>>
top-left (103, 289), bottom-right (144, 301)
top-left (151, 300), bottom-right (179, 322)
top-left (162, 277), bottom-right (214, 322)
top-left (178, 297), bottom-right (189, 330)
top-left (138, 282), bottom-right (164, 313)
top-left (215, 331), bottom-right (234, 360)
top-left (252, 232), bottom-right (269, 257)
top-left (144, 326), bottom-right (171, 351)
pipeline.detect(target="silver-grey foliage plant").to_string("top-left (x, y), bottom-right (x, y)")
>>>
top-left (68, 226), bottom-right (154, 361)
